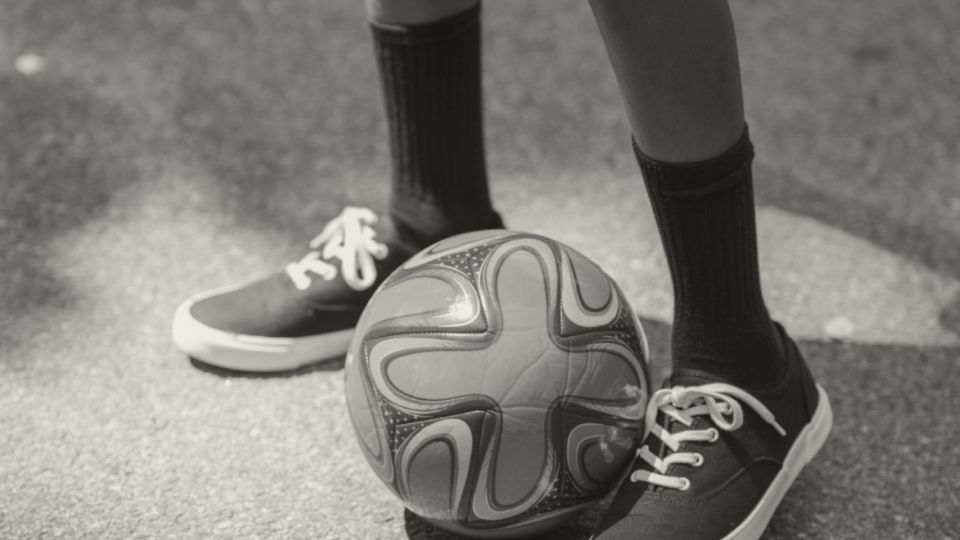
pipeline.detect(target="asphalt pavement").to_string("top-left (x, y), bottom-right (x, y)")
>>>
top-left (1, 0), bottom-right (958, 538)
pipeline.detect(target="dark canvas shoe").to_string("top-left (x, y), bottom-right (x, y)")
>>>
top-left (172, 207), bottom-right (420, 373)
top-left (593, 324), bottom-right (832, 540)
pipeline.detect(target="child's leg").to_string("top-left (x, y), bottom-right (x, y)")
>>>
top-left (589, 2), bottom-right (831, 538)
top-left (171, 0), bottom-right (501, 373)
top-left (368, 0), bottom-right (502, 247)
top-left (591, 0), bottom-right (782, 390)
top-left (590, 0), bottom-right (745, 163)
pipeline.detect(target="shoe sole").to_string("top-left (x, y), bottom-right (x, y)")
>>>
top-left (723, 384), bottom-right (833, 540)
top-left (171, 286), bottom-right (354, 373)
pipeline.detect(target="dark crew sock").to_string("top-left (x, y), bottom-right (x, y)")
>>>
top-left (634, 127), bottom-right (785, 389)
top-left (370, 3), bottom-right (500, 248)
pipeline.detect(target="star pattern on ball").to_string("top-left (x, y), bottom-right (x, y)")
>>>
top-left (369, 237), bottom-right (644, 520)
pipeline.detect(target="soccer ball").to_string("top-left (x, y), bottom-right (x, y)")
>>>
top-left (344, 230), bottom-right (650, 538)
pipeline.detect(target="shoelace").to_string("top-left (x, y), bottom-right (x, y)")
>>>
top-left (630, 383), bottom-right (786, 492)
top-left (284, 207), bottom-right (389, 291)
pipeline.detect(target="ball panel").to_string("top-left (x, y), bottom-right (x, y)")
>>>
top-left (362, 274), bottom-right (464, 328)
top-left (581, 438), bottom-right (634, 486)
top-left (344, 350), bottom-right (394, 484)
top-left (470, 414), bottom-right (546, 522)
top-left (382, 342), bottom-right (496, 404)
top-left (362, 268), bottom-right (486, 339)
top-left (370, 336), bottom-right (490, 413)
top-left (557, 250), bottom-right (622, 334)
top-left (491, 247), bottom-right (552, 335)
top-left (564, 247), bottom-right (613, 312)
top-left (492, 410), bottom-right (551, 507)
top-left (397, 417), bottom-right (477, 520)
top-left (404, 439), bottom-right (454, 515)
top-left (562, 417), bottom-right (639, 493)
top-left (565, 423), bottom-right (611, 491)
top-left (567, 343), bottom-right (648, 408)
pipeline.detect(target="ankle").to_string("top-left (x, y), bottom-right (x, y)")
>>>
top-left (389, 205), bottom-right (503, 249)
top-left (671, 319), bottom-right (787, 390)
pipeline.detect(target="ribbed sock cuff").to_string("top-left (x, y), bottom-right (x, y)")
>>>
top-left (633, 126), bottom-right (754, 197)
top-left (369, 2), bottom-right (481, 44)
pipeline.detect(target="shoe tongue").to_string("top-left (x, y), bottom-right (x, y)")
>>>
top-left (666, 368), bottom-right (730, 388)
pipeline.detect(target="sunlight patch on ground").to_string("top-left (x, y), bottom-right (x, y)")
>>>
top-left (494, 172), bottom-right (959, 348)
top-left (759, 206), bottom-right (958, 346)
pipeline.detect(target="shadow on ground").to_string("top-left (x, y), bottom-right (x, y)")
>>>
top-left (0, 72), bottom-right (139, 350)
top-left (188, 355), bottom-right (346, 379)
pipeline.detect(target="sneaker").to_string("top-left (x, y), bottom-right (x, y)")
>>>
top-left (172, 207), bottom-right (421, 372)
top-left (592, 324), bottom-right (832, 540)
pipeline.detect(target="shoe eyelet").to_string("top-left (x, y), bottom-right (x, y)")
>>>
top-left (707, 428), bottom-right (720, 442)
top-left (678, 478), bottom-right (691, 491)
top-left (691, 453), bottom-right (704, 467)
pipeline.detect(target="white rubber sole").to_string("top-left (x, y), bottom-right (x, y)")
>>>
top-left (171, 286), bottom-right (355, 373)
top-left (723, 384), bottom-right (834, 540)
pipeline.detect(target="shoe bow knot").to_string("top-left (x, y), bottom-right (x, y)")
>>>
top-left (285, 207), bottom-right (389, 291)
